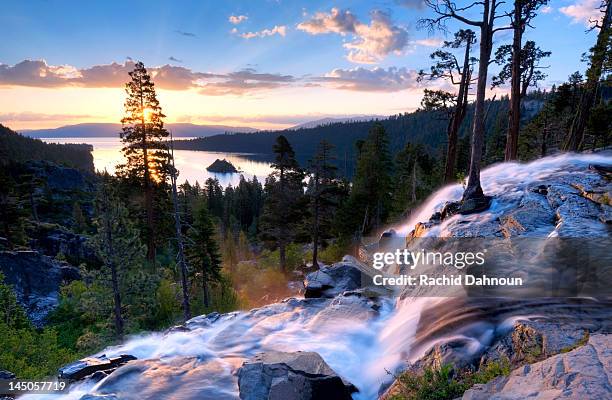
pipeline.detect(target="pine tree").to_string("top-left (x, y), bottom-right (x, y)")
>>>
top-left (338, 123), bottom-right (393, 237)
top-left (418, 29), bottom-right (476, 182)
top-left (392, 143), bottom-right (438, 216)
top-left (204, 178), bottom-right (224, 220)
top-left (421, 0), bottom-right (513, 204)
top-left (116, 61), bottom-right (170, 262)
top-left (186, 201), bottom-right (222, 308)
top-left (259, 135), bottom-right (306, 272)
top-left (564, 0), bottom-right (611, 150)
top-left (93, 174), bottom-right (145, 338)
top-left (307, 140), bottom-right (341, 267)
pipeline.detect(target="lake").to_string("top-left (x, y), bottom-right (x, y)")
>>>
top-left (43, 137), bottom-right (273, 187)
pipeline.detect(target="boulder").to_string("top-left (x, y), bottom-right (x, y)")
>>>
top-left (0, 370), bottom-right (15, 379)
top-left (304, 258), bottom-right (363, 298)
top-left (237, 351), bottom-right (357, 400)
top-left (59, 354), bottom-right (136, 381)
top-left (463, 334), bottom-right (612, 399)
top-left (0, 250), bottom-right (80, 326)
top-left (480, 320), bottom-right (590, 367)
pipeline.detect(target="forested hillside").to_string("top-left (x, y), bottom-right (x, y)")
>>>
top-left (174, 97), bottom-right (516, 173)
top-left (0, 124), bottom-right (94, 171)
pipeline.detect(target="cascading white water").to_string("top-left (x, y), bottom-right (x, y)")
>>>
top-left (396, 152), bottom-right (612, 237)
top-left (23, 152), bottom-right (612, 400)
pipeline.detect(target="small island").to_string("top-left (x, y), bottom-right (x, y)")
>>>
top-left (206, 158), bottom-right (239, 173)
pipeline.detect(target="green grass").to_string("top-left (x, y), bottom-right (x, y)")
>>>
top-left (389, 358), bottom-right (512, 400)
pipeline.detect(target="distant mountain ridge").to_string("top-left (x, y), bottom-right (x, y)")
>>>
top-left (21, 123), bottom-right (259, 138)
top-left (290, 116), bottom-right (387, 130)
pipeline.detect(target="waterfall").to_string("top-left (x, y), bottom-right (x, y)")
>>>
top-left (24, 152), bottom-right (612, 400)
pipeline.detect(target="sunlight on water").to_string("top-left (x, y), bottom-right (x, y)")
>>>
top-left (43, 137), bottom-right (272, 187)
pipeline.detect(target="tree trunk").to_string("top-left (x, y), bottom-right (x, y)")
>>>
top-left (463, 3), bottom-right (493, 202)
top-left (279, 237), bottom-right (287, 273)
top-left (505, 0), bottom-right (522, 161)
top-left (168, 135), bottom-right (191, 322)
top-left (564, 0), bottom-right (611, 151)
top-left (312, 175), bottom-right (320, 269)
top-left (104, 208), bottom-right (123, 339)
top-left (445, 39), bottom-right (472, 183)
top-left (202, 271), bottom-right (210, 308)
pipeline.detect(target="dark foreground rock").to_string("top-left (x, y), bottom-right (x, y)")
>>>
top-left (237, 351), bottom-right (357, 400)
top-left (0, 370), bottom-right (15, 379)
top-left (0, 250), bottom-right (80, 326)
top-left (463, 334), bottom-right (612, 399)
top-left (59, 354), bottom-right (136, 381)
top-left (304, 256), bottom-right (368, 298)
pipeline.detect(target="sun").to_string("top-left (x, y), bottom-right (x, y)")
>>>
top-left (143, 107), bottom-right (154, 122)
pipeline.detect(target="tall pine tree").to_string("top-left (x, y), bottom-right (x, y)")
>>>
top-left (93, 174), bottom-right (145, 338)
top-left (259, 135), bottom-right (306, 272)
top-left (116, 62), bottom-right (170, 261)
top-left (338, 123), bottom-right (393, 237)
top-left (307, 140), bottom-right (342, 267)
top-left (186, 201), bottom-right (222, 308)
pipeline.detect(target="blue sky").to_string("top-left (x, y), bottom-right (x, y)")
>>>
top-left (0, 0), bottom-right (604, 129)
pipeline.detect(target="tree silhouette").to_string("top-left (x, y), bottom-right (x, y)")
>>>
top-left (259, 135), bottom-right (306, 272)
top-left (564, 0), bottom-right (611, 151)
top-left (420, 0), bottom-right (512, 206)
top-left (418, 29), bottom-right (476, 182)
top-left (116, 61), bottom-right (170, 261)
top-left (186, 201), bottom-right (222, 308)
top-left (496, 0), bottom-right (549, 160)
top-left (307, 140), bottom-right (341, 267)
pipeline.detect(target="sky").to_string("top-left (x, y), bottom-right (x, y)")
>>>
top-left (0, 0), bottom-right (605, 130)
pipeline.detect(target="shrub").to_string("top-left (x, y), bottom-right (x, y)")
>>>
top-left (390, 359), bottom-right (512, 400)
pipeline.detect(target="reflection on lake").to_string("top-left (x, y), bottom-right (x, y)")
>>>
top-left (44, 137), bottom-right (272, 187)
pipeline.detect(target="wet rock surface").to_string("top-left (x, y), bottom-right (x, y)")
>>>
top-left (463, 334), bottom-right (612, 400)
top-left (237, 351), bottom-right (357, 400)
top-left (0, 250), bottom-right (80, 326)
top-left (304, 256), bottom-right (368, 298)
top-left (59, 354), bottom-right (136, 381)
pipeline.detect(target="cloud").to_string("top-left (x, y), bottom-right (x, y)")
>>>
top-left (232, 25), bottom-right (287, 39)
top-left (315, 66), bottom-right (419, 91)
top-left (296, 8), bottom-right (359, 35)
top-left (0, 59), bottom-right (296, 95)
top-left (413, 38), bottom-right (444, 47)
top-left (541, 5), bottom-right (553, 14)
top-left (175, 29), bottom-right (197, 37)
top-left (0, 112), bottom-right (96, 122)
top-left (199, 68), bottom-right (295, 95)
top-left (297, 8), bottom-right (408, 64)
top-left (168, 56), bottom-right (183, 63)
top-left (560, 0), bottom-right (603, 26)
top-left (229, 15), bottom-right (248, 24)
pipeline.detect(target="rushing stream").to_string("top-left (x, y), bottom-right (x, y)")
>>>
top-left (23, 152), bottom-right (612, 400)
